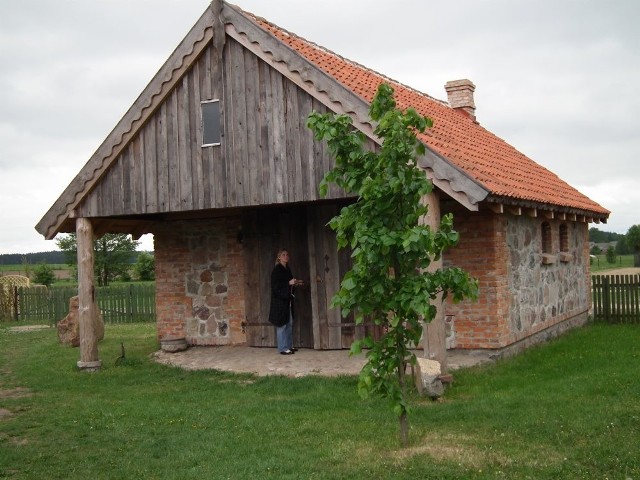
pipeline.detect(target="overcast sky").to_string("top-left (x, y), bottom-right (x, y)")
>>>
top-left (1, 0), bottom-right (638, 254)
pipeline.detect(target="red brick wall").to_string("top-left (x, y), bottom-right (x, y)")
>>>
top-left (443, 205), bottom-right (512, 349)
top-left (154, 216), bottom-right (247, 346)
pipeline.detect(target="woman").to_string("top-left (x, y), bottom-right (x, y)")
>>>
top-left (268, 249), bottom-right (301, 355)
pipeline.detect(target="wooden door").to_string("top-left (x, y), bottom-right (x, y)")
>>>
top-left (243, 207), bottom-right (313, 348)
top-left (307, 203), bottom-right (384, 349)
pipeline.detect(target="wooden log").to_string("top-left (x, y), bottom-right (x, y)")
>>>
top-left (76, 218), bottom-right (101, 371)
top-left (421, 191), bottom-right (448, 372)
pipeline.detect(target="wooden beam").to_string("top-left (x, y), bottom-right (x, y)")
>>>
top-left (556, 212), bottom-right (566, 220)
top-left (568, 213), bottom-right (577, 221)
top-left (525, 208), bottom-right (537, 218)
top-left (76, 218), bottom-right (101, 371)
top-left (487, 203), bottom-right (504, 214)
top-left (542, 210), bottom-right (554, 219)
top-left (507, 206), bottom-right (522, 216)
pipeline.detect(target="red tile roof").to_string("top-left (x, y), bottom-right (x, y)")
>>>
top-left (248, 14), bottom-right (609, 217)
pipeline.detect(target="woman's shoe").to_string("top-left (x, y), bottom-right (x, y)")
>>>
top-left (280, 349), bottom-right (294, 355)
top-left (290, 347), bottom-right (298, 352)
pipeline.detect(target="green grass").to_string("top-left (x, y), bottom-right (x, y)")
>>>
top-left (0, 264), bottom-right (71, 272)
top-left (590, 254), bottom-right (637, 273)
top-left (1, 323), bottom-right (638, 479)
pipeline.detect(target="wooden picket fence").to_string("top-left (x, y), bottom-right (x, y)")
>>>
top-left (97, 284), bottom-right (156, 323)
top-left (591, 274), bottom-right (640, 323)
top-left (2, 284), bottom-right (156, 324)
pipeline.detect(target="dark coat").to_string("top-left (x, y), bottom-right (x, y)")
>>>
top-left (268, 263), bottom-right (294, 327)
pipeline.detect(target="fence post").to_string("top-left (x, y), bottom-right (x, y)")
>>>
top-left (602, 276), bottom-right (610, 323)
top-left (12, 286), bottom-right (18, 321)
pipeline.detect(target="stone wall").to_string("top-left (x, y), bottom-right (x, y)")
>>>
top-left (506, 215), bottom-right (590, 344)
top-left (443, 203), bottom-right (590, 350)
top-left (154, 216), bottom-right (246, 346)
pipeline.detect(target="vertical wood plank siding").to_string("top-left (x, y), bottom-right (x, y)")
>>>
top-left (77, 38), bottom-right (352, 219)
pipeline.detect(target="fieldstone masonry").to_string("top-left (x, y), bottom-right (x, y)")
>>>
top-left (155, 216), bottom-right (246, 348)
top-left (444, 205), bottom-right (590, 351)
top-left (506, 216), bottom-right (588, 343)
top-left (185, 235), bottom-right (230, 342)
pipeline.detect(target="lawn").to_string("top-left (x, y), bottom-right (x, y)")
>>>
top-left (590, 254), bottom-right (637, 273)
top-left (0, 322), bottom-right (638, 479)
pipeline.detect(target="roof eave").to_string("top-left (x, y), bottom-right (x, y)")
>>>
top-left (35, 4), bottom-right (220, 240)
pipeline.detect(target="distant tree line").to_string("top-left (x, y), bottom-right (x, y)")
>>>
top-left (0, 249), bottom-right (153, 267)
top-left (0, 251), bottom-right (66, 265)
top-left (590, 226), bottom-right (640, 255)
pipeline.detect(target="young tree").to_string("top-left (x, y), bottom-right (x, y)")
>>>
top-left (134, 252), bottom-right (155, 281)
top-left (33, 262), bottom-right (55, 286)
top-left (606, 245), bottom-right (616, 264)
top-left (307, 83), bottom-right (478, 447)
top-left (56, 233), bottom-right (139, 286)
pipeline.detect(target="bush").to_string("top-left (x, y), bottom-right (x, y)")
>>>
top-left (134, 252), bottom-right (155, 281)
top-left (33, 262), bottom-right (55, 286)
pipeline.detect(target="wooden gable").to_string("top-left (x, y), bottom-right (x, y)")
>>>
top-left (36, 1), bottom-right (486, 240)
top-left (76, 36), bottom-right (361, 221)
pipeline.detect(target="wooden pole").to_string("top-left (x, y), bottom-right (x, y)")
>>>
top-left (420, 191), bottom-right (448, 373)
top-left (76, 217), bottom-right (101, 371)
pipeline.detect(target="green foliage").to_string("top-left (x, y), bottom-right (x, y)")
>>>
top-left (626, 224), bottom-right (640, 253)
top-left (308, 83), bottom-right (478, 445)
top-left (134, 252), bottom-right (155, 281)
top-left (590, 245), bottom-right (602, 255)
top-left (32, 262), bottom-right (55, 286)
top-left (605, 246), bottom-right (617, 264)
top-left (56, 233), bottom-right (140, 286)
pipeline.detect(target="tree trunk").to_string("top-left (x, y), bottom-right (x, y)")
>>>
top-left (399, 409), bottom-right (409, 448)
top-left (396, 333), bottom-right (410, 448)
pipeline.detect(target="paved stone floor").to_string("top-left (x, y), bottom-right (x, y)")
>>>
top-left (6, 325), bottom-right (494, 377)
top-left (151, 345), bottom-right (495, 377)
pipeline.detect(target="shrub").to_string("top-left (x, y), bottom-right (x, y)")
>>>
top-left (33, 262), bottom-right (56, 286)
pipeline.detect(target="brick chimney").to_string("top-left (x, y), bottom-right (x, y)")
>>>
top-left (445, 79), bottom-right (476, 120)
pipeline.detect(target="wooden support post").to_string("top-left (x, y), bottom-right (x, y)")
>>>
top-left (420, 191), bottom-right (448, 373)
top-left (76, 218), bottom-right (101, 371)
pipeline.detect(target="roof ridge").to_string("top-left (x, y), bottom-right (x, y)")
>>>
top-left (241, 10), bottom-right (449, 109)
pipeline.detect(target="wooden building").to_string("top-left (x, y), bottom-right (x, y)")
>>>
top-left (36, 1), bottom-right (609, 369)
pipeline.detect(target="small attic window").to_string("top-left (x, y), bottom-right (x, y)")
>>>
top-left (201, 99), bottom-right (221, 147)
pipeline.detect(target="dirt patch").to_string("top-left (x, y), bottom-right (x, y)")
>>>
top-left (592, 267), bottom-right (640, 276)
top-left (0, 408), bottom-right (13, 418)
top-left (7, 325), bottom-right (50, 333)
top-left (0, 387), bottom-right (32, 399)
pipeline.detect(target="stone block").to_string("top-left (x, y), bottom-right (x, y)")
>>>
top-left (160, 338), bottom-right (188, 353)
top-left (57, 296), bottom-right (105, 347)
top-left (414, 357), bottom-right (444, 399)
